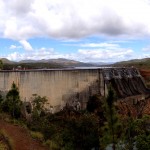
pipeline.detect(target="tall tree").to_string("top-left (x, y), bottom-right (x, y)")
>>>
top-left (5, 82), bottom-right (22, 118)
top-left (100, 85), bottom-right (122, 150)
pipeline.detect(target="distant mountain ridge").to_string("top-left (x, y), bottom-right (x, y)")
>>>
top-left (0, 58), bottom-right (97, 69)
top-left (20, 58), bottom-right (82, 64)
top-left (19, 58), bottom-right (96, 67)
top-left (2, 57), bottom-right (150, 70)
top-left (88, 62), bottom-right (113, 66)
top-left (113, 58), bottom-right (150, 69)
top-left (1, 58), bottom-right (112, 66)
top-left (0, 58), bottom-right (15, 64)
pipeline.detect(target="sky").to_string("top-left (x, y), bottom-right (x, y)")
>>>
top-left (0, 0), bottom-right (150, 62)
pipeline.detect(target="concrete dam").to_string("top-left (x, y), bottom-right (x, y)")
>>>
top-left (0, 67), bottom-right (149, 112)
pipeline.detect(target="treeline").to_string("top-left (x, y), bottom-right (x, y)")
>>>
top-left (0, 83), bottom-right (150, 149)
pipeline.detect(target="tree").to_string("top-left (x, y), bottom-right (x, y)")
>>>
top-left (0, 60), bottom-right (3, 70)
top-left (31, 94), bottom-right (48, 119)
top-left (100, 85), bottom-right (122, 150)
top-left (122, 111), bottom-right (135, 150)
top-left (4, 82), bottom-right (22, 118)
top-left (133, 115), bottom-right (150, 150)
top-left (136, 134), bottom-right (150, 150)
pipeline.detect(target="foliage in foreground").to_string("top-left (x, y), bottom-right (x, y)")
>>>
top-left (0, 82), bottom-right (22, 119)
top-left (100, 86), bottom-right (123, 150)
top-left (1, 82), bottom-right (150, 150)
top-left (28, 110), bottom-right (100, 150)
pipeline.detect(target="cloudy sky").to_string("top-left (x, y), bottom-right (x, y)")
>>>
top-left (0, 0), bottom-right (150, 62)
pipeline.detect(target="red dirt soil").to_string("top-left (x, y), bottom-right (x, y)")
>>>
top-left (139, 69), bottom-right (150, 78)
top-left (0, 120), bottom-right (49, 150)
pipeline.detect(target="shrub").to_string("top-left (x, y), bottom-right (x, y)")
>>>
top-left (30, 131), bottom-right (44, 142)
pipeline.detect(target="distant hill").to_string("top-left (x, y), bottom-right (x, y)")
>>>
top-left (1, 58), bottom-right (150, 69)
top-left (88, 62), bottom-right (113, 66)
top-left (0, 58), bottom-right (95, 70)
top-left (113, 58), bottom-right (150, 69)
top-left (19, 58), bottom-right (95, 67)
top-left (0, 58), bottom-right (15, 64)
top-left (2, 57), bottom-right (150, 70)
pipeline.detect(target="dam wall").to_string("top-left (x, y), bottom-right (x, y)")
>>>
top-left (0, 67), bottom-right (149, 113)
top-left (0, 69), bottom-right (105, 112)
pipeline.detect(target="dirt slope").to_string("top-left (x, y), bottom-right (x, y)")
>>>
top-left (0, 120), bottom-right (48, 150)
top-left (139, 69), bottom-right (150, 86)
top-left (140, 69), bottom-right (150, 78)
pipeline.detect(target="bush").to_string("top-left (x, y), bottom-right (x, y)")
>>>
top-left (44, 139), bottom-right (60, 150)
top-left (30, 131), bottom-right (44, 142)
top-left (136, 134), bottom-right (150, 150)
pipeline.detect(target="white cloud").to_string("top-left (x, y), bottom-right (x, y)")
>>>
top-left (142, 53), bottom-right (150, 58)
top-left (7, 52), bottom-right (21, 61)
top-left (9, 44), bottom-right (21, 49)
top-left (7, 47), bottom-right (59, 61)
top-left (80, 43), bottom-right (119, 49)
top-left (5, 0), bottom-right (33, 16)
top-left (0, 0), bottom-right (150, 40)
top-left (9, 45), bottom-right (17, 49)
top-left (142, 45), bottom-right (150, 51)
top-left (78, 48), bottom-right (134, 62)
top-left (19, 40), bottom-right (33, 51)
top-left (76, 41), bottom-right (135, 62)
top-left (6, 42), bottom-right (135, 62)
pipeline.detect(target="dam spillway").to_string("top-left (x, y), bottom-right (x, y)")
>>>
top-left (0, 67), bottom-right (149, 112)
top-left (102, 68), bottom-right (150, 98)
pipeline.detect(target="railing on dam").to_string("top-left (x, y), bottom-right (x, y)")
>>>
top-left (0, 66), bottom-right (119, 72)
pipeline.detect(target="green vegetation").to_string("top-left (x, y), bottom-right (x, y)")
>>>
top-left (113, 58), bottom-right (150, 69)
top-left (0, 82), bottom-right (22, 119)
top-left (0, 130), bottom-right (14, 150)
top-left (30, 131), bottom-right (44, 142)
top-left (31, 94), bottom-right (48, 114)
top-left (0, 60), bottom-right (3, 70)
top-left (0, 83), bottom-right (150, 149)
top-left (100, 86), bottom-right (122, 150)
top-left (27, 108), bottom-right (99, 150)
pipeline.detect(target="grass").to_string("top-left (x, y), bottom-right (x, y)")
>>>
top-left (44, 139), bottom-right (60, 150)
top-left (0, 130), bottom-right (14, 150)
top-left (30, 131), bottom-right (44, 142)
top-left (0, 142), bottom-right (8, 150)
top-left (0, 113), bottom-right (11, 122)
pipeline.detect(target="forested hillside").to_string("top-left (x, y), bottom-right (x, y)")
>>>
top-left (113, 58), bottom-right (150, 69)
